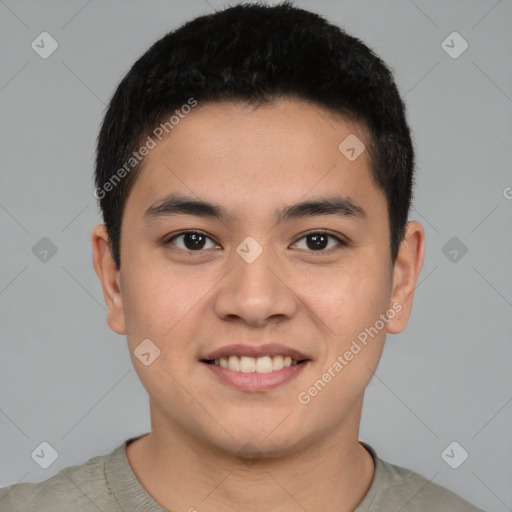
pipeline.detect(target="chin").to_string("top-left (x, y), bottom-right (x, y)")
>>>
top-left (202, 424), bottom-right (309, 461)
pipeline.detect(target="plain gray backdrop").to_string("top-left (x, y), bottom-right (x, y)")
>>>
top-left (1, 1), bottom-right (511, 511)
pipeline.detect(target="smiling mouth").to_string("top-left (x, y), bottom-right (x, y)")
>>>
top-left (202, 355), bottom-right (309, 373)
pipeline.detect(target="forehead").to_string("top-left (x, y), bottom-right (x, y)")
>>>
top-left (124, 98), bottom-right (384, 223)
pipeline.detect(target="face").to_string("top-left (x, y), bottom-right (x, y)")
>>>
top-left (93, 98), bottom-right (424, 458)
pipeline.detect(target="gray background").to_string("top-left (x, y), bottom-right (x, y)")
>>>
top-left (1, 0), bottom-right (511, 510)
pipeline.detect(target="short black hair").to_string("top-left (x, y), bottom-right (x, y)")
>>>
top-left (94, 1), bottom-right (415, 269)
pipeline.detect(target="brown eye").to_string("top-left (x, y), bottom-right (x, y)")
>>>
top-left (294, 232), bottom-right (345, 252)
top-left (306, 233), bottom-right (328, 250)
top-left (165, 231), bottom-right (219, 251)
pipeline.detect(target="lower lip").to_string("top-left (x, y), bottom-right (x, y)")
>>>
top-left (202, 361), bottom-right (308, 392)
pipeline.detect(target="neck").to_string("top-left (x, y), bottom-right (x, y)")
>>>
top-left (126, 400), bottom-right (375, 512)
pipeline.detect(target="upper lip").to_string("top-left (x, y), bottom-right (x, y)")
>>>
top-left (202, 343), bottom-right (310, 362)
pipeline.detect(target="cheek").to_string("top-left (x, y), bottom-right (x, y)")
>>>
top-left (120, 267), bottom-right (208, 401)
top-left (295, 266), bottom-right (390, 416)
top-left (121, 262), bottom-right (207, 346)
top-left (295, 259), bottom-right (390, 337)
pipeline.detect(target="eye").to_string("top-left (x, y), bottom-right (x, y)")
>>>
top-left (164, 230), bottom-right (346, 253)
top-left (164, 231), bottom-right (220, 251)
top-left (293, 231), bottom-right (346, 252)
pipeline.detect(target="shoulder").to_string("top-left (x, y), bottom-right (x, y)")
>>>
top-left (370, 450), bottom-right (483, 512)
top-left (382, 461), bottom-right (484, 511)
top-left (0, 448), bottom-right (120, 512)
top-left (360, 443), bottom-right (486, 512)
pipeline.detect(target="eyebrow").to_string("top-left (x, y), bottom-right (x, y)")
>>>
top-left (143, 193), bottom-right (366, 225)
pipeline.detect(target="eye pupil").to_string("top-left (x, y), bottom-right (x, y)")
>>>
top-left (307, 233), bottom-right (328, 250)
top-left (184, 233), bottom-right (205, 250)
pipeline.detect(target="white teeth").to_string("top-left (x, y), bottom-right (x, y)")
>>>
top-left (228, 355), bottom-right (239, 371)
top-left (256, 356), bottom-right (273, 373)
top-left (240, 356), bottom-right (256, 373)
top-left (213, 355), bottom-right (300, 373)
top-left (272, 355), bottom-right (284, 370)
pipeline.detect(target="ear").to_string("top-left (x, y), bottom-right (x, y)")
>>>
top-left (386, 221), bottom-right (425, 334)
top-left (91, 224), bottom-right (126, 335)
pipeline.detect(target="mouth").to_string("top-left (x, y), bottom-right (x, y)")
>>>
top-left (202, 355), bottom-right (307, 373)
top-left (200, 344), bottom-right (310, 392)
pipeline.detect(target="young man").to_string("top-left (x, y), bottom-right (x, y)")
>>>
top-left (0, 2), bottom-right (485, 511)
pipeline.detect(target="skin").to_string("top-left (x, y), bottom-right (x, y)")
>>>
top-left (92, 97), bottom-right (424, 512)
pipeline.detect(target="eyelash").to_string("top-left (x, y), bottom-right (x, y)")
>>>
top-left (163, 230), bottom-right (347, 253)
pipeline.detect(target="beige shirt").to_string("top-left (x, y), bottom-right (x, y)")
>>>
top-left (0, 435), bottom-right (485, 511)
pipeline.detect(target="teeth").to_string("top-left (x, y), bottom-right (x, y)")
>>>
top-left (256, 356), bottom-right (273, 373)
top-left (240, 356), bottom-right (256, 373)
top-left (213, 355), bottom-right (301, 373)
top-left (272, 355), bottom-right (284, 370)
top-left (228, 355), bottom-right (239, 371)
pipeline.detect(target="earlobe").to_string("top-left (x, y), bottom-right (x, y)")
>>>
top-left (91, 224), bottom-right (127, 335)
top-left (386, 221), bottom-right (425, 335)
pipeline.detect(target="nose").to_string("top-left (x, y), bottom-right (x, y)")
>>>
top-left (212, 244), bottom-right (298, 328)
